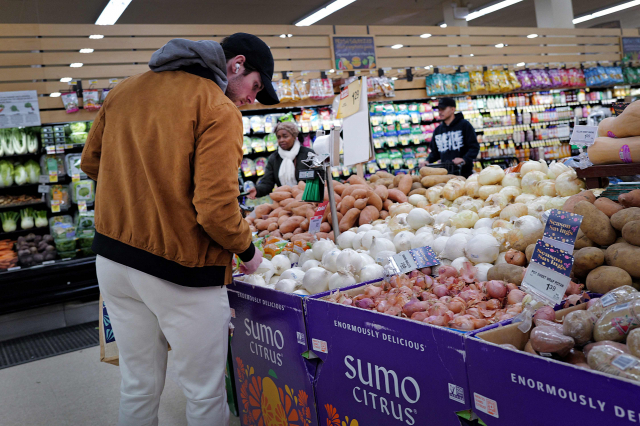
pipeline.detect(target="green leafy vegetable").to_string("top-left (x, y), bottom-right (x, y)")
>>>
top-left (69, 122), bottom-right (87, 133)
top-left (0, 160), bottom-right (14, 187)
top-left (24, 160), bottom-right (41, 184)
top-left (13, 163), bottom-right (27, 186)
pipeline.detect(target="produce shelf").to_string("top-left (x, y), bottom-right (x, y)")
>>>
top-left (0, 256), bottom-right (97, 315)
top-left (0, 200), bottom-right (45, 211)
top-left (575, 164), bottom-right (640, 189)
top-left (0, 226), bottom-right (49, 240)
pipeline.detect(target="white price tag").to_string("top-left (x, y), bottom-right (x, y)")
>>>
top-left (521, 262), bottom-right (571, 305)
top-left (39, 175), bottom-right (49, 184)
top-left (308, 217), bottom-right (322, 234)
top-left (7, 266), bottom-right (21, 272)
top-left (37, 184), bottom-right (49, 194)
top-left (570, 125), bottom-right (598, 146)
top-left (613, 354), bottom-right (639, 370)
top-left (390, 251), bottom-right (418, 275)
top-left (88, 79), bottom-right (98, 85)
top-left (42, 260), bottom-right (56, 265)
top-left (78, 201), bottom-right (87, 212)
top-left (109, 78), bottom-right (119, 84)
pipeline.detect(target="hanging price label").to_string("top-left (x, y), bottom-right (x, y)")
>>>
top-left (308, 202), bottom-right (328, 235)
top-left (570, 125), bottom-right (598, 146)
top-left (521, 241), bottom-right (574, 305)
top-left (37, 184), bottom-right (49, 194)
top-left (336, 78), bottom-right (361, 119)
top-left (45, 146), bottom-right (56, 154)
top-left (56, 145), bottom-right (65, 154)
top-left (72, 174), bottom-right (81, 182)
top-left (301, 122), bottom-right (310, 133)
top-left (88, 79), bottom-right (98, 85)
top-left (51, 200), bottom-right (61, 213)
top-left (39, 175), bottom-right (49, 184)
top-left (68, 80), bottom-right (78, 85)
top-left (109, 78), bottom-right (119, 84)
top-left (388, 246), bottom-right (440, 275)
top-left (65, 144), bottom-right (73, 150)
top-left (78, 201), bottom-right (87, 212)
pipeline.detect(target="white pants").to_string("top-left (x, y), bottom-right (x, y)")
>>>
top-left (97, 255), bottom-right (231, 426)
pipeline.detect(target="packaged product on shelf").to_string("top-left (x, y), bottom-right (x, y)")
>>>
top-left (242, 136), bottom-right (252, 155)
top-left (366, 76), bottom-right (382, 97)
top-left (40, 154), bottom-right (66, 177)
top-left (377, 76), bottom-right (395, 97)
top-left (384, 122), bottom-right (397, 137)
top-left (624, 66), bottom-right (640, 85)
top-left (242, 116), bottom-right (250, 135)
top-left (278, 79), bottom-right (293, 103)
top-left (68, 122), bottom-right (87, 133)
top-left (75, 210), bottom-right (95, 233)
top-left (371, 124), bottom-right (384, 139)
top-left (548, 68), bottom-right (562, 87)
top-left (568, 67), bottom-right (586, 86)
top-left (99, 88), bottom-right (110, 106)
top-left (388, 148), bottom-right (403, 169)
top-left (375, 151), bottom-right (390, 168)
top-left (484, 69), bottom-right (501, 92)
top-left (250, 137), bottom-right (266, 153)
top-left (16, 233), bottom-right (55, 266)
top-left (254, 157), bottom-right (268, 177)
top-left (240, 158), bottom-right (256, 177)
top-left (319, 107), bottom-right (333, 130)
top-left (309, 78), bottom-right (333, 100)
top-left (558, 68), bottom-right (571, 86)
top-left (78, 230), bottom-right (95, 256)
top-left (64, 154), bottom-right (85, 179)
top-left (497, 69), bottom-right (513, 92)
top-left (402, 147), bottom-right (417, 169)
top-left (61, 91), bottom-right (79, 113)
top-left (82, 89), bottom-right (100, 111)
top-left (365, 159), bottom-right (379, 174)
top-left (442, 73), bottom-right (455, 94)
top-left (469, 70), bottom-right (485, 92)
top-left (302, 134), bottom-right (313, 148)
top-left (506, 69), bottom-right (521, 90)
top-left (279, 111), bottom-right (295, 122)
top-left (396, 121), bottom-right (411, 137)
top-left (70, 180), bottom-right (96, 206)
top-left (454, 72), bottom-right (471, 94)
top-left (293, 79), bottom-right (309, 100)
top-left (264, 133), bottom-right (277, 152)
top-left (249, 115), bottom-right (265, 133)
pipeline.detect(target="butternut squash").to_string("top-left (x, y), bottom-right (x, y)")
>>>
top-left (587, 136), bottom-right (640, 165)
top-left (596, 102), bottom-right (640, 138)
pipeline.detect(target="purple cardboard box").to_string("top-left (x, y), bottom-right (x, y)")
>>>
top-left (228, 280), bottom-right (318, 426)
top-left (466, 304), bottom-right (640, 425)
top-left (304, 286), bottom-right (472, 426)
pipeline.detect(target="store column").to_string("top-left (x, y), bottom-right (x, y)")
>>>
top-left (534, 0), bottom-right (574, 28)
top-left (442, 1), bottom-right (468, 27)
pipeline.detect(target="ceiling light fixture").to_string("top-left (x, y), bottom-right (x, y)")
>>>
top-left (328, 69), bottom-right (335, 73)
top-left (391, 44), bottom-right (403, 49)
top-left (440, 23), bottom-right (447, 28)
top-left (95, 0), bottom-right (133, 25)
top-left (79, 48), bottom-right (94, 53)
top-left (573, 0), bottom-right (640, 24)
top-left (295, 0), bottom-right (358, 26)
top-left (470, 54), bottom-right (474, 57)
top-left (517, 62), bottom-right (525, 66)
top-left (466, 0), bottom-right (523, 21)
top-left (89, 34), bottom-right (104, 39)
top-left (280, 34), bottom-right (287, 38)
top-left (50, 92), bottom-right (61, 97)
top-left (70, 63), bottom-right (84, 68)
top-left (527, 33), bottom-right (538, 38)
top-left (420, 33), bottom-right (432, 38)
top-left (391, 77), bottom-right (398, 80)
top-left (495, 43), bottom-right (505, 48)
top-left (60, 77), bottom-right (73, 83)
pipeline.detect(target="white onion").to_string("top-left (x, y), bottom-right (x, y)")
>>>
top-left (450, 210), bottom-right (479, 228)
top-left (352, 233), bottom-right (364, 250)
top-left (499, 185), bottom-right (522, 202)
top-left (358, 224), bottom-right (373, 234)
top-left (441, 233), bottom-right (471, 260)
top-left (279, 268), bottom-right (305, 282)
top-left (478, 185), bottom-right (503, 200)
top-left (451, 256), bottom-right (471, 271)
top-left (535, 180), bottom-right (556, 197)
top-left (269, 275), bottom-right (280, 285)
top-left (389, 203), bottom-right (413, 216)
top-left (521, 171), bottom-right (548, 194)
top-left (293, 289), bottom-right (310, 296)
top-left (515, 194), bottom-right (537, 204)
top-left (408, 194), bottom-right (427, 206)
top-left (486, 193), bottom-right (509, 209)
top-left (362, 230), bottom-right (383, 250)
top-left (239, 274), bottom-right (266, 286)
top-left (298, 249), bottom-right (315, 267)
top-left (435, 210), bottom-right (456, 226)
top-left (443, 179), bottom-right (466, 201)
top-left (321, 248), bottom-right (342, 273)
top-left (416, 226), bottom-right (434, 235)
top-left (492, 219), bottom-right (514, 230)
top-left (312, 239), bottom-right (336, 261)
top-left (499, 203), bottom-right (528, 221)
top-left (301, 259), bottom-right (322, 272)
top-left (329, 272), bottom-right (357, 290)
top-left (506, 215), bottom-right (543, 250)
top-left (407, 208), bottom-right (433, 230)
top-left (453, 196), bottom-right (473, 207)
top-left (520, 160), bottom-right (547, 177)
top-left (427, 186), bottom-right (445, 204)
top-left (265, 284), bottom-right (276, 290)
top-left (475, 263), bottom-right (493, 281)
top-left (275, 279), bottom-right (298, 293)
top-left (478, 165), bottom-right (506, 185)
top-left (546, 196), bottom-right (569, 211)
top-left (359, 253), bottom-right (375, 266)
top-left (555, 169), bottom-right (585, 196)
top-left (410, 232), bottom-right (434, 249)
top-left (302, 267), bottom-right (332, 294)
top-left (393, 231), bottom-right (413, 252)
top-left (336, 249), bottom-right (364, 274)
top-left (369, 237), bottom-right (397, 259)
top-left (501, 172), bottom-right (521, 188)
top-left (478, 205), bottom-right (501, 219)
top-left (287, 252), bottom-right (300, 265)
top-left (372, 223), bottom-right (389, 234)
top-left (271, 255), bottom-right (291, 275)
top-left (256, 258), bottom-right (276, 283)
top-left (465, 181), bottom-right (480, 198)
top-left (359, 264), bottom-right (385, 282)
top-left (473, 227), bottom-right (492, 235)
top-left (547, 161), bottom-right (570, 179)
top-left (465, 234), bottom-right (500, 264)
top-left (474, 217), bottom-right (495, 229)
top-left (492, 227), bottom-right (511, 252)
top-left (337, 231), bottom-right (356, 249)
top-left (527, 196), bottom-right (551, 219)
top-left (375, 250), bottom-right (397, 265)
top-left (454, 228), bottom-right (474, 236)
top-left (432, 236), bottom-right (449, 254)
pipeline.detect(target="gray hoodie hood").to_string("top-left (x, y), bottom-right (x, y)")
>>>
top-left (149, 39), bottom-right (228, 92)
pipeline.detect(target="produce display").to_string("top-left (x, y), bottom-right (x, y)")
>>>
top-left (590, 100), bottom-right (640, 164)
top-left (16, 233), bottom-right (56, 266)
top-left (0, 128), bottom-right (39, 156)
top-left (0, 194), bottom-right (42, 208)
top-left (0, 159), bottom-right (41, 187)
top-left (0, 239), bottom-right (17, 270)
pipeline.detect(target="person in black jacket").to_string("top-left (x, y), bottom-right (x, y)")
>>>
top-left (248, 121), bottom-right (315, 198)
top-left (427, 97), bottom-right (480, 178)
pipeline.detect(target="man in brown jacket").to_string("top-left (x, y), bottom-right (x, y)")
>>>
top-left (81, 34), bottom-right (277, 426)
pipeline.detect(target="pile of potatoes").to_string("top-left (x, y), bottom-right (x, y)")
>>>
top-left (368, 167), bottom-right (457, 198)
top-left (556, 188), bottom-right (640, 294)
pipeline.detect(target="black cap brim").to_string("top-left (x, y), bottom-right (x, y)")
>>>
top-left (256, 72), bottom-right (279, 105)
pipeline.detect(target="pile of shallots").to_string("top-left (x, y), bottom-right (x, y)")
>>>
top-left (328, 261), bottom-right (528, 331)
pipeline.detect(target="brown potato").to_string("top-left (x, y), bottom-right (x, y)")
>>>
top-left (605, 242), bottom-right (640, 279)
top-left (376, 171), bottom-right (394, 179)
top-left (573, 247), bottom-right (605, 278)
top-left (387, 189), bottom-right (408, 203)
top-left (419, 166), bottom-right (448, 176)
top-left (586, 266), bottom-right (633, 293)
top-left (347, 175), bottom-right (367, 185)
top-left (563, 191), bottom-right (595, 213)
top-left (339, 208), bottom-right (361, 232)
top-left (409, 188), bottom-right (427, 196)
top-left (359, 206), bottom-right (380, 226)
top-left (622, 220), bottom-right (640, 246)
top-left (486, 264), bottom-right (525, 286)
top-left (619, 189), bottom-right (640, 208)
top-left (374, 185), bottom-right (389, 202)
top-left (411, 182), bottom-right (423, 191)
top-left (525, 244), bottom-right (535, 263)
top-left (421, 175), bottom-right (454, 188)
top-left (574, 201), bottom-right (617, 246)
top-left (594, 198), bottom-right (625, 218)
top-left (574, 229), bottom-right (595, 249)
top-left (398, 175), bottom-right (413, 195)
top-left (611, 207), bottom-right (640, 231)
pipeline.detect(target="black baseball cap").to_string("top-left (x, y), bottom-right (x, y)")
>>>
top-left (437, 97), bottom-right (456, 109)
top-left (222, 33), bottom-right (279, 105)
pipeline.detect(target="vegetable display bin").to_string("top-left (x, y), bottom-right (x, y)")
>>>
top-left (304, 280), bottom-right (473, 426)
top-left (465, 302), bottom-right (640, 426)
top-left (227, 279), bottom-right (319, 426)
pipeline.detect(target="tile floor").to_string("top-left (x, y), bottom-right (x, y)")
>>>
top-left (0, 345), bottom-right (241, 426)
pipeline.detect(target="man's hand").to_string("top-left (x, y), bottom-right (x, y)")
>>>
top-left (452, 158), bottom-right (465, 165)
top-left (240, 249), bottom-right (263, 275)
top-left (247, 187), bottom-right (257, 199)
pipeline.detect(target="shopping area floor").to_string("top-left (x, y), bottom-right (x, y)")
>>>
top-left (0, 345), bottom-right (241, 426)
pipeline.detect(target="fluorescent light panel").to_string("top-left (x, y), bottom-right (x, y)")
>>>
top-left (295, 0), bottom-right (357, 26)
top-left (440, 23), bottom-right (447, 28)
top-left (466, 0), bottom-right (523, 21)
top-left (60, 77), bottom-right (72, 82)
top-left (527, 33), bottom-right (538, 38)
top-left (79, 48), bottom-right (94, 53)
top-left (420, 33), bottom-right (432, 38)
top-left (70, 63), bottom-right (83, 68)
top-left (89, 34), bottom-right (104, 39)
top-left (391, 44), bottom-right (403, 49)
top-left (50, 92), bottom-right (61, 97)
top-left (517, 62), bottom-right (525, 66)
top-left (95, 0), bottom-right (132, 25)
top-left (573, 0), bottom-right (640, 24)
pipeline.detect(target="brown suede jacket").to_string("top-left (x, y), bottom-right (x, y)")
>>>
top-left (81, 69), bottom-right (254, 286)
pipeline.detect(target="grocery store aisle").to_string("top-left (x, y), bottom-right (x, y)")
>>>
top-left (0, 345), bottom-right (241, 426)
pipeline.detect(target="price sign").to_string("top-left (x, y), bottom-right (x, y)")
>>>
top-left (388, 246), bottom-right (440, 275)
top-left (542, 209), bottom-right (583, 252)
top-left (51, 200), bottom-right (61, 213)
top-left (78, 201), bottom-right (87, 212)
top-left (88, 79), bottom-right (98, 85)
top-left (72, 174), bottom-right (81, 182)
top-left (521, 240), bottom-right (574, 305)
top-left (336, 78), bottom-right (361, 119)
top-left (570, 125), bottom-right (598, 146)
top-left (37, 184), bottom-right (49, 194)
top-left (39, 175), bottom-right (49, 184)
top-left (56, 145), bottom-right (65, 154)
top-left (67, 80), bottom-right (78, 85)
top-left (65, 144), bottom-right (73, 150)
top-left (308, 201), bottom-right (328, 235)
top-left (109, 78), bottom-right (119, 85)
top-left (45, 146), bottom-right (56, 154)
